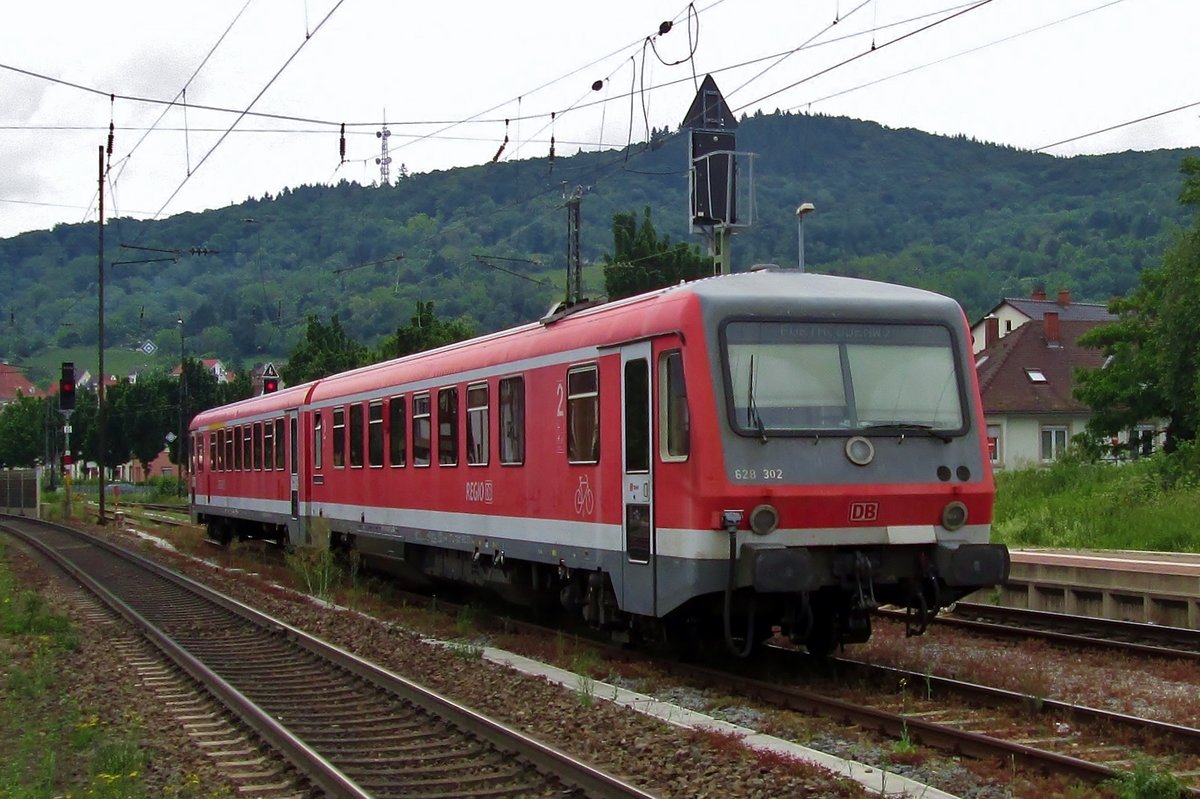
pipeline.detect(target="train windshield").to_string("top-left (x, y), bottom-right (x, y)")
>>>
top-left (723, 321), bottom-right (964, 436)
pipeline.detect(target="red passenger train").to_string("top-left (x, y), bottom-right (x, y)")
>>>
top-left (190, 269), bottom-right (1009, 654)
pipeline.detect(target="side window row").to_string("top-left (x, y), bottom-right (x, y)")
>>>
top-left (317, 375), bottom-right (526, 470)
top-left (196, 418), bottom-right (287, 473)
top-left (192, 352), bottom-right (688, 475)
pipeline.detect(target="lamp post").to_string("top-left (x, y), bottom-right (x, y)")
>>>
top-left (177, 316), bottom-right (186, 498)
top-left (796, 202), bottom-right (815, 273)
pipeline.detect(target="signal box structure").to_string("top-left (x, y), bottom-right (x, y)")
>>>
top-left (682, 75), bottom-right (755, 275)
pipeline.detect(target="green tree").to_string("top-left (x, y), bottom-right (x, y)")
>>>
top-left (1077, 157), bottom-right (1200, 451)
top-left (602, 207), bottom-right (712, 301)
top-left (112, 373), bottom-right (174, 477)
top-left (282, 315), bottom-right (372, 384)
top-left (377, 301), bottom-right (475, 359)
top-left (0, 394), bottom-right (47, 467)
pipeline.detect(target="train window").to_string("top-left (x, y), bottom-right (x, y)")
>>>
top-left (624, 359), bottom-right (650, 473)
top-left (332, 407), bottom-right (345, 468)
top-left (226, 428), bottom-right (235, 472)
top-left (275, 418), bottom-right (285, 470)
top-left (368, 401), bottom-right (384, 467)
top-left (217, 429), bottom-right (226, 471)
top-left (723, 321), bottom-right (964, 435)
top-left (263, 420), bottom-right (274, 471)
top-left (313, 412), bottom-right (324, 470)
top-left (290, 416), bottom-right (298, 475)
top-left (389, 396), bottom-right (406, 467)
top-left (660, 350), bottom-right (690, 460)
top-left (499, 376), bottom-right (525, 465)
top-left (567, 365), bottom-right (600, 464)
top-left (234, 427), bottom-right (243, 471)
top-left (349, 403), bottom-right (364, 468)
top-left (466, 383), bottom-right (488, 466)
top-left (254, 422), bottom-right (263, 470)
top-left (243, 425), bottom-right (252, 471)
top-left (413, 393), bottom-right (431, 466)
top-left (438, 387), bottom-right (459, 466)
top-left (210, 434), bottom-right (217, 473)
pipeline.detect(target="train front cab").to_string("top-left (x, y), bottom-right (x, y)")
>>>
top-left (641, 274), bottom-right (1011, 655)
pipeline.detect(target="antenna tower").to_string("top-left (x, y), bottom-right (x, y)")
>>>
top-left (375, 111), bottom-right (392, 185)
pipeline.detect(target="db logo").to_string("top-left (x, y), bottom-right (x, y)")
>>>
top-left (849, 501), bottom-right (880, 522)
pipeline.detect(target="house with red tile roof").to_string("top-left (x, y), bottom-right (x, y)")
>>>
top-left (970, 288), bottom-right (1114, 354)
top-left (974, 312), bottom-right (1160, 469)
top-left (0, 362), bottom-right (39, 409)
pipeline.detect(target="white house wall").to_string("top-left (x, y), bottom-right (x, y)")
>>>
top-left (989, 414), bottom-right (1090, 470)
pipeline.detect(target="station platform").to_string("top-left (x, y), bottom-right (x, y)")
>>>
top-left (987, 549), bottom-right (1200, 628)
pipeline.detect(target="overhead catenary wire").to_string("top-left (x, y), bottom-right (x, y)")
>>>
top-left (143, 0), bottom-right (347, 227)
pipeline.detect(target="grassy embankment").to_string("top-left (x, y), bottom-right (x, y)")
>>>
top-left (993, 447), bottom-right (1200, 553)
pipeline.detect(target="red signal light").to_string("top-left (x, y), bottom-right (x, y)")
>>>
top-left (62, 453), bottom-right (73, 466)
top-left (60, 362), bottom-right (76, 411)
top-left (263, 378), bottom-right (279, 394)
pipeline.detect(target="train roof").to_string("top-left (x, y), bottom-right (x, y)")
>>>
top-left (191, 270), bottom-right (964, 428)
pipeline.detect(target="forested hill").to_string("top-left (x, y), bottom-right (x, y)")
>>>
top-left (2, 110), bottom-right (1197, 384)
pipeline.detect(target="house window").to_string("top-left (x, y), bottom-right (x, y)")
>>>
top-left (368, 401), bottom-right (384, 467)
top-left (389, 396), bottom-right (406, 467)
top-left (1134, 425), bottom-right (1156, 458)
top-left (466, 383), bottom-right (488, 466)
top-left (413, 393), bottom-right (431, 466)
top-left (1025, 368), bottom-right (1047, 383)
top-left (438, 387), bottom-right (459, 466)
top-left (499, 376), bottom-right (525, 465)
top-left (1040, 425), bottom-right (1068, 461)
top-left (1004, 320), bottom-right (1012, 333)
top-left (567, 365), bottom-right (600, 464)
top-left (986, 424), bottom-right (1002, 465)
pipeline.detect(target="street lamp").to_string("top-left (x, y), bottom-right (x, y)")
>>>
top-left (796, 202), bottom-right (815, 273)
top-left (177, 316), bottom-right (186, 498)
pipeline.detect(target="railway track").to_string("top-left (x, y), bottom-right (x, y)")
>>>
top-left (935, 601), bottom-right (1200, 660)
top-left (358, 580), bottom-right (1200, 794)
top-left (0, 515), bottom-right (656, 799)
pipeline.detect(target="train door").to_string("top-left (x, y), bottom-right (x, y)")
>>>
top-left (620, 342), bottom-right (656, 616)
top-left (287, 409), bottom-right (304, 544)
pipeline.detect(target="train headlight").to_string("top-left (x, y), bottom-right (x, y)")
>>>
top-left (845, 436), bottom-right (875, 466)
top-left (941, 501), bottom-right (968, 531)
top-left (749, 504), bottom-right (779, 536)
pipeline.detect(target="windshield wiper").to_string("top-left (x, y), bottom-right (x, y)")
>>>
top-left (746, 355), bottom-right (767, 444)
top-left (863, 422), bottom-right (954, 443)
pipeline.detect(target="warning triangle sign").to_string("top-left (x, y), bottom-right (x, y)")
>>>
top-left (262, 362), bottom-right (279, 379)
top-left (681, 74), bottom-right (737, 131)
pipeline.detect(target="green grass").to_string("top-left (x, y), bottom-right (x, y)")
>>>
top-left (0, 541), bottom-right (157, 799)
top-left (993, 447), bottom-right (1200, 552)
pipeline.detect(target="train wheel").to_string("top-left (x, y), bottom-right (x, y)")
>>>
top-left (804, 616), bottom-right (838, 657)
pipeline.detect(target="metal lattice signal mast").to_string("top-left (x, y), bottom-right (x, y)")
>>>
top-left (376, 111), bottom-right (392, 186)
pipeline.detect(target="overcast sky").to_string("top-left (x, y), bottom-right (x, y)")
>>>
top-left (1, 0), bottom-right (1197, 240)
